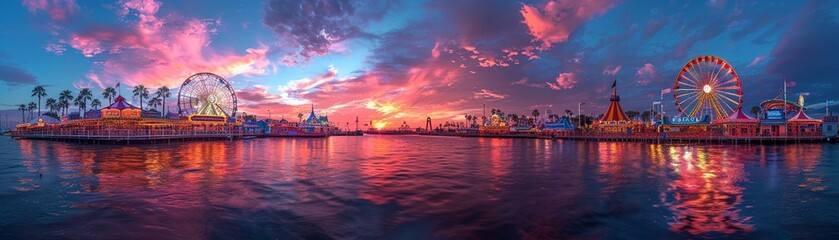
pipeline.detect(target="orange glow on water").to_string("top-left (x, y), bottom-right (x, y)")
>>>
top-left (661, 146), bottom-right (753, 235)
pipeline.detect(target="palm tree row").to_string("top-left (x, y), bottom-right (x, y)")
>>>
top-left (17, 84), bottom-right (173, 123)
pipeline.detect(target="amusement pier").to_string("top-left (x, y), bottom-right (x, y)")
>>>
top-left (7, 56), bottom-right (837, 144)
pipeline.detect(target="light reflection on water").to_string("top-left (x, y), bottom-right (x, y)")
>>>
top-left (1, 136), bottom-right (837, 239)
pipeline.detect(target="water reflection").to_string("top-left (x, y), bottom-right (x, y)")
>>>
top-left (660, 146), bottom-right (753, 235)
top-left (2, 137), bottom-right (836, 239)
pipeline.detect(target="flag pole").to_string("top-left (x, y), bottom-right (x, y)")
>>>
top-left (783, 79), bottom-right (787, 114)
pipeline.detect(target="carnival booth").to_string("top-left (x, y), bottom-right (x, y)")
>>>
top-left (787, 109), bottom-right (822, 137)
top-left (759, 109), bottom-right (787, 136)
top-left (663, 115), bottom-right (711, 136)
top-left (543, 116), bottom-right (574, 132)
top-left (100, 95), bottom-right (142, 119)
top-left (713, 109), bottom-right (759, 137)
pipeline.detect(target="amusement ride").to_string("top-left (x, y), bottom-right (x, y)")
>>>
top-left (673, 56), bottom-right (743, 120)
top-left (177, 72), bottom-right (238, 121)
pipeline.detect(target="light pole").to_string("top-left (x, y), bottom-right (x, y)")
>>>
top-left (652, 101), bottom-right (662, 133)
top-left (578, 102), bottom-right (585, 131)
top-left (268, 109), bottom-right (271, 121)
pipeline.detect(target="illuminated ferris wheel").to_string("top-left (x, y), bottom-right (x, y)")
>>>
top-left (177, 72), bottom-right (238, 117)
top-left (674, 56), bottom-right (743, 119)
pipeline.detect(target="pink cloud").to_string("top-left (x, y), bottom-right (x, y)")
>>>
top-left (511, 77), bottom-right (545, 88)
top-left (520, 0), bottom-right (617, 49)
top-left (234, 56), bottom-right (470, 128)
top-left (635, 63), bottom-right (656, 86)
top-left (511, 78), bottom-right (528, 85)
top-left (45, 42), bottom-right (66, 55)
top-left (546, 72), bottom-right (578, 90)
top-left (236, 85), bottom-right (279, 103)
top-left (473, 89), bottom-right (508, 100)
top-left (431, 41), bottom-right (442, 58)
top-left (63, 0), bottom-right (270, 89)
top-left (23, 0), bottom-right (78, 21)
top-left (603, 65), bottom-right (622, 76)
top-left (747, 55), bottom-right (766, 67)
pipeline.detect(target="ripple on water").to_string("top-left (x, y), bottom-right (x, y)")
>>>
top-left (0, 137), bottom-right (838, 239)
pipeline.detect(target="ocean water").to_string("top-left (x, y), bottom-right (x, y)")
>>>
top-left (0, 136), bottom-right (837, 239)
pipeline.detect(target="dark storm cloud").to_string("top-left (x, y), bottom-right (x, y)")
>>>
top-left (766, 1), bottom-right (839, 87)
top-left (427, 0), bottom-right (531, 47)
top-left (262, 0), bottom-right (362, 59)
top-left (0, 64), bottom-right (37, 85)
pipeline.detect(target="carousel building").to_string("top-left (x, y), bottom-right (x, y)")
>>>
top-left (595, 82), bottom-right (641, 133)
top-left (478, 112), bottom-right (510, 134)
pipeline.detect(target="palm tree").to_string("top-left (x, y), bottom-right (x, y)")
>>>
top-left (102, 87), bottom-right (117, 105)
top-left (133, 85), bottom-right (149, 110)
top-left (91, 99), bottom-right (102, 110)
top-left (532, 109), bottom-right (540, 119)
top-left (73, 96), bottom-right (85, 116)
top-left (565, 109), bottom-right (572, 117)
top-left (78, 88), bottom-right (93, 116)
top-left (148, 96), bottom-right (162, 112)
top-left (626, 111), bottom-right (640, 120)
top-left (750, 106), bottom-right (761, 118)
top-left (641, 110), bottom-right (652, 122)
top-left (155, 86), bottom-right (170, 114)
top-left (45, 98), bottom-right (57, 114)
top-left (58, 101), bottom-right (69, 116)
top-left (18, 104), bottom-right (26, 123)
top-left (31, 85), bottom-right (47, 116)
top-left (59, 90), bottom-right (73, 115)
top-left (27, 102), bottom-right (37, 120)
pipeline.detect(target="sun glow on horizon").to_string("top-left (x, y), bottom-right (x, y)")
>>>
top-left (373, 120), bottom-right (388, 130)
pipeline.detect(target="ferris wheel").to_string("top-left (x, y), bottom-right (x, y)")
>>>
top-left (674, 56), bottom-right (743, 119)
top-left (177, 72), bottom-right (238, 118)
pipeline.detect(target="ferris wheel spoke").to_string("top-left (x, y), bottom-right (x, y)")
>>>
top-left (683, 94), bottom-right (704, 116)
top-left (715, 85), bottom-right (740, 91)
top-left (694, 60), bottom-right (705, 81)
top-left (686, 63), bottom-right (704, 85)
top-left (688, 95), bottom-right (706, 117)
top-left (703, 58), bottom-right (714, 83)
top-left (716, 77), bottom-right (740, 88)
top-left (712, 94), bottom-right (735, 118)
top-left (679, 75), bottom-right (703, 88)
top-left (700, 59), bottom-right (710, 84)
top-left (675, 91), bottom-right (700, 99)
top-left (708, 62), bottom-right (725, 86)
top-left (716, 92), bottom-right (741, 106)
top-left (675, 87), bottom-right (701, 94)
top-left (711, 68), bottom-right (731, 86)
top-left (717, 90), bottom-right (742, 98)
top-left (719, 96), bottom-right (738, 114)
top-left (711, 97), bottom-right (727, 119)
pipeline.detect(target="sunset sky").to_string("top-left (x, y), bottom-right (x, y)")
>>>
top-left (0, 0), bottom-right (837, 128)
